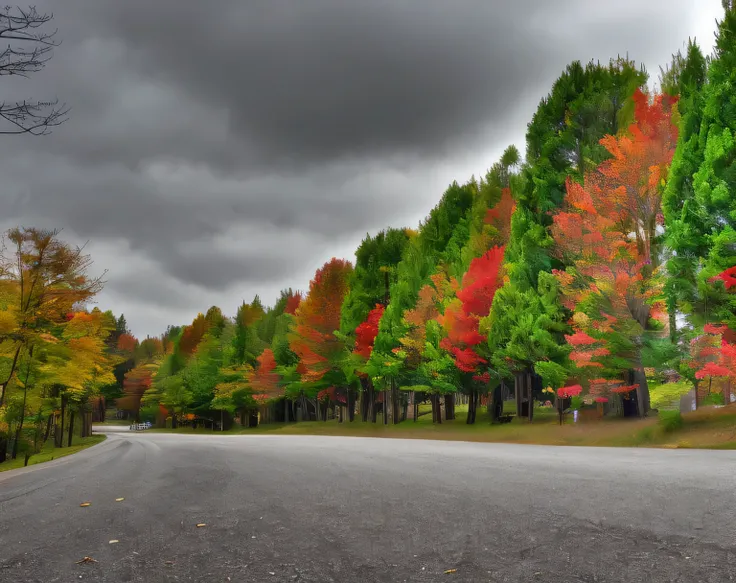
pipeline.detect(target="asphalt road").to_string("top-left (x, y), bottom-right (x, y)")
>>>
top-left (1, 430), bottom-right (735, 583)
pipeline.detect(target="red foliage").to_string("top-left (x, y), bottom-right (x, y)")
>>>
top-left (558, 385), bottom-right (583, 398)
top-left (354, 304), bottom-right (385, 359)
top-left (610, 383), bottom-right (640, 394)
top-left (456, 246), bottom-right (505, 317)
top-left (695, 361), bottom-right (732, 380)
top-left (250, 349), bottom-right (281, 399)
top-left (552, 90), bottom-right (678, 379)
top-left (289, 258), bottom-right (353, 383)
top-left (439, 246), bottom-right (504, 375)
top-left (284, 291), bottom-right (303, 315)
top-left (704, 323), bottom-right (728, 335)
top-left (710, 266), bottom-right (736, 290)
top-left (564, 331), bottom-right (598, 346)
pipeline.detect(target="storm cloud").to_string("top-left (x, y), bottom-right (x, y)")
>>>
top-left (0, 0), bottom-right (723, 337)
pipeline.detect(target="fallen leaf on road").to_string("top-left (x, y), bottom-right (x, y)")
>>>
top-left (115, 498), bottom-right (125, 502)
top-left (75, 557), bottom-right (97, 564)
top-left (165, 561), bottom-right (175, 566)
top-left (444, 569), bottom-right (457, 574)
top-left (196, 523), bottom-right (206, 528)
top-left (109, 540), bottom-right (119, 544)
top-left (79, 502), bottom-right (91, 507)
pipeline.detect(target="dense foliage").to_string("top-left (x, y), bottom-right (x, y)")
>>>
top-left (3, 7), bottom-right (736, 465)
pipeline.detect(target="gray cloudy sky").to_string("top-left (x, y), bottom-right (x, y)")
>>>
top-left (1, 0), bottom-right (723, 338)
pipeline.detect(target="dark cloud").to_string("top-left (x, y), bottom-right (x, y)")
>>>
top-left (0, 0), bottom-right (722, 336)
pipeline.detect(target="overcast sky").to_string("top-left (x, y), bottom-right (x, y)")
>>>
top-left (1, 0), bottom-right (724, 339)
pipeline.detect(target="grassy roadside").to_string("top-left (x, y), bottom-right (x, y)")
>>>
top-left (0, 434), bottom-right (107, 473)
top-left (146, 404), bottom-right (736, 450)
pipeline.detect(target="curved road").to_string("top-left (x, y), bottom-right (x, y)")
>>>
top-left (1, 429), bottom-right (735, 582)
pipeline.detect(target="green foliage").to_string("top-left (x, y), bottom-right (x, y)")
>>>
top-left (534, 361), bottom-right (568, 390)
top-left (570, 396), bottom-right (584, 411)
top-left (233, 298), bottom-right (267, 367)
top-left (658, 409), bottom-right (684, 432)
top-left (488, 272), bottom-right (569, 377)
top-left (701, 392), bottom-right (726, 406)
top-left (373, 180), bottom-right (475, 356)
top-left (650, 380), bottom-right (694, 410)
top-left (340, 228), bottom-right (410, 335)
top-left (665, 13), bottom-right (736, 335)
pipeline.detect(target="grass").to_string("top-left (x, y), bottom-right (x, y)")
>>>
top-left (147, 402), bottom-right (736, 450)
top-left (0, 434), bottom-right (107, 473)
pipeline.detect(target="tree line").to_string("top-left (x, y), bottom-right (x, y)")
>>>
top-left (1, 6), bottom-right (735, 459)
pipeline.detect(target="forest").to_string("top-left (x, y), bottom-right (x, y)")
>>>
top-left (1, 6), bottom-right (735, 464)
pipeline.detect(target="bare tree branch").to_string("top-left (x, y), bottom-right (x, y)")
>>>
top-left (0, 6), bottom-right (68, 135)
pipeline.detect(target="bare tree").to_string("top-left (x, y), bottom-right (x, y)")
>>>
top-left (0, 5), bottom-right (68, 135)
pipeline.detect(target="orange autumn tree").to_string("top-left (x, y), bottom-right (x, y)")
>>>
top-left (249, 348), bottom-right (281, 402)
top-left (117, 363), bottom-right (157, 420)
top-left (551, 89), bottom-right (679, 415)
top-left (288, 258), bottom-right (353, 418)
top-left (178, 313), bottom-right (209, 356)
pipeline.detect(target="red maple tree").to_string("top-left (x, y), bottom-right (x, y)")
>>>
top-left (284, 291), bottom-right (303, 315)
top-left (438, 246), bottom-right (505, 374)
top-left (354, 304), bottom-right (385, 359)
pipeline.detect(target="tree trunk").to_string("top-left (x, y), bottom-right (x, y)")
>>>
top-left (348, 390), bottom-right (355, 422)
top-left (0, 345), bottom-right (23, 408)
top-left (67, 410), bottom-right (75, 447)
top-left (444, 394), bottom-right (455, 421)
top-left (43, 414), bottom-right (53, 443)
top-left (391, 383), bottom-right (400, 424)
top-left (467, 390), bottom-right (476, 424)
top-left (431, 394), bottom-right (443, 424)
top-left (360, 377), bottom-right (375, 423)
top-left (383, 389), bottom-right (388, 425)
top-left (57, 395), bottom-right (67, 448)
top-left (632, 367), bottom-right (651, 417)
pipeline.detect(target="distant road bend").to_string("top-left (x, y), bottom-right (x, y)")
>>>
top-left (1, 429), bottom-right (735, 582)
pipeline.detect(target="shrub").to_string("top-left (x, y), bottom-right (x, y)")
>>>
top-left (658, 410), bottom-right (684, 433)
top-left (650, 381), bottom-right (693, 411)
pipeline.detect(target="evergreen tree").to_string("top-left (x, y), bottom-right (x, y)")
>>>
top-left (667, 6), bottom-right (736, 335)
top-left (662, 39), bottom-right (709, 340)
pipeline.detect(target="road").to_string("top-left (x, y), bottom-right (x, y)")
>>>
top-left (1, 430), bottom-right (735, 583)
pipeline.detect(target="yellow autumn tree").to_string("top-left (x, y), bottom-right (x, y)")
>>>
top-left (0, 228), bottom-right (105, 462)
